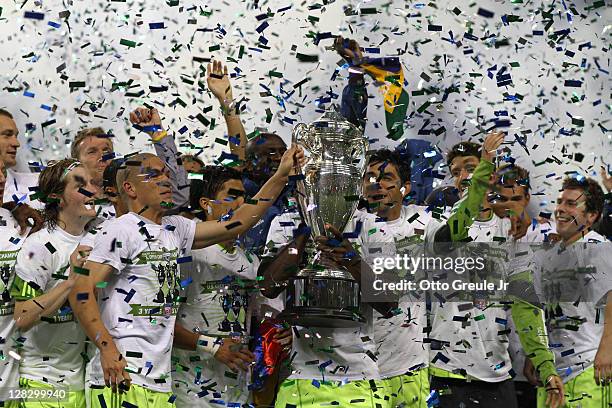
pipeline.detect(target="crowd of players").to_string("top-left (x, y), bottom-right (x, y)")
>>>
top-left (0, 40), bottom-right (609, 408)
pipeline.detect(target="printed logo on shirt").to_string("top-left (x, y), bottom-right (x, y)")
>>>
top-left (0, 251), bottom-right (19, 304)
top-left (130, 248), bottom-right (181, 317)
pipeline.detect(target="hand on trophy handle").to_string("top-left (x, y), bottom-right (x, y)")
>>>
top-left (275, 145), bottom-right (306, 179)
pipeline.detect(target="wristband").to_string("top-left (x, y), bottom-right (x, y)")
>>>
top-left (150, 129), bottom-right (168, 143)
top-left (196, 334), bottom-right (221, 356)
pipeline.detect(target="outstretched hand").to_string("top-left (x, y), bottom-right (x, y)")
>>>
top-left (207, 60), bottom-right (233, 108)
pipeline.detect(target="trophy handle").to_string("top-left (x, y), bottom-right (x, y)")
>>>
top-left (292, 123), bottom-right (320, 160)
top-left (351, 136), bottom-right (369, 177)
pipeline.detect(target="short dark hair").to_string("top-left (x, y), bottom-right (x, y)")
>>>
top-left (246, 132), bottom-right (286, 159)
top-left (561, 176), bottom-right (605, 223)
top-left (189, 165), bottom-right (243, 211)
top-left (367, 149), bottom-right (411, 184)
top-left (181, 154), bottom-right (204, 172)
top-left (495, 164), bottom-right (531, 192)
top-left (102, 158), bottom-right (126, 189)
top-left (447, 141), bottom-right (481, 166)
top-left (0, 109), bottom-right (14, 120)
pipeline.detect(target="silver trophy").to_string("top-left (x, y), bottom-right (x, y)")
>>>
top-left (279, 108), bottom-right (369, 328)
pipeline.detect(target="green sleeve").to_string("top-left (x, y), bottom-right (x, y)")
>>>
top-left (510, 299), bottom-right (558, 383)
top-left (447, 159), bottom-right (495, 241)
top-left (10, 275), bottom-right (43, 301)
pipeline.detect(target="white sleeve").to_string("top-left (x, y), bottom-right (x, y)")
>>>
top-left (87, 220), bottom-right (134, 273)
top-left (587, 241), bottom-right (612, 307)
top-left (14, 237), bottom-right (55, 291)
top-left (163, 215), bottom-right (196, 252)
top-left (261, 214), bottom-right (295, 258)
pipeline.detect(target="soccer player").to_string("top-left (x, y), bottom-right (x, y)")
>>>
top-left (532, 177), bottom-right (611, 407)
top-left (0, 109), bottom-right (42, 210)
top-left (338, 149), bottom-right (433, 407)
top-left (486, 164), bottom-right (556, 406)
top-left (69, 146), bottom-right (303, 407)
top-left (426, 133), bottom-right (565, 408)
top-left (260, 150), bottom-right (430, 407)
top-left (11, 159), bottom-right (99, 407)
top-left (172, 166), bottom-right (287, 406)
top-left (0, 158), bottom-right (31, 408)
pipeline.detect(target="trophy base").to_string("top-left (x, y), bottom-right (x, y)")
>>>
top-left (278, 307), bottom-right (365, 328)
top-left (280, 267), bottom-right (365, 328)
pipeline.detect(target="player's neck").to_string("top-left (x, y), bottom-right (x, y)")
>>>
top-left (562, 228), bottom-right (591, 246)
top-left (57, 213), bottom-right (90, 236)
top-left (377, 203), bottom-right (401, 221)
top-left (130, 204), bottom-right (164, 225)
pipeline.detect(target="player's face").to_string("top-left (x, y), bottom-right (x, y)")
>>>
top-left (554, 188), bottom-right (598, 240)
top-left (210, 179), bottom-right (245, 220)
top-left (61, 166), bottom-right (99, 221)
top-left (0, 115), bottom-right (20, 168)
top-left (77, 136), bottom-right (113, 186)
top-left (362, 161), bottom-right (408, 214)
top-left (450, 156), bottom-right (480, 195)
top-left (489, 184), bottom-right (529, 218)
top-left (251, 137), bottom-right (286, 175)
top-left (133, 157), bottom-right (172, 210)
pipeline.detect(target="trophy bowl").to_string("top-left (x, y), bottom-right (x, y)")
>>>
top-left (278, 108), bottom-right (368, 328)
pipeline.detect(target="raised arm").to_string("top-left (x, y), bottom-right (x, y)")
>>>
top-left (130, 107), bottom-right (189, 210)
top-left (69, 260), bottom-right (131, 390)
top-left (191, 145), bottom-right (304, 249)
top-left (434, 132), bottom-right (504, 244)
top-left (207, 60), bottom-right (247, 166)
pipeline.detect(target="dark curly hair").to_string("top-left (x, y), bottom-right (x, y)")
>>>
top-left (561, 176), bottom-right (605, 223)
top-left (367, 149), bottom-right (411, 184)
top-left (38, 158), bottom-right (81, 231)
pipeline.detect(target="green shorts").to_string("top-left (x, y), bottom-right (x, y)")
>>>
top-left (537, 366), bottom-right (612, 408)
top-left (18, 378), bottom-right (85, 408)
top-left (378, 368), bottom-right (430, 408)
top-left (89, 384), bottom-right (174, 408)
top-left (275, 378), bottom-right (389, 408)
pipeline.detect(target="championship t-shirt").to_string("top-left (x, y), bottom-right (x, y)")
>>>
top-left (426, 213), bottom-right (515, 382)
top-left (172, 244), bottom-right (264, 406)
top-left (507, 220), bottom-right (556, 382)
top-left (11, 226), bottom-right (87, 390)
top-left (358, 205), bottom-right (432, 379)
top-left (0, 208), bottom-right (28, 399)
top-left (86, 212), bottom-right (196, 392)
top-left (533, 230), bottom-right (611, 382)
top-left (263, 210), bottom-right (380, 381)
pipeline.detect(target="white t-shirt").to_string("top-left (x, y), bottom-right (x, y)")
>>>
top-left (534, 230), bottom-right (611, 382)
top-left (358, 206), bottom-right (432, 378)
top-left (507, 220), bottom-right (556, 382)
top-left (426, 213), bottom-right (515, 382)
top-left (263, 210), bottom-right (379, 381)
top-left (4, 169), bottom-right (43, 210)
top-left (0, 208), bottom-right (28, 399)
top-left (172, 244), bottom-right (264, 406)
top-left (86, 212), bottom-right (196, 392)
top-left (12, 226), bottom-right (87, 389)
